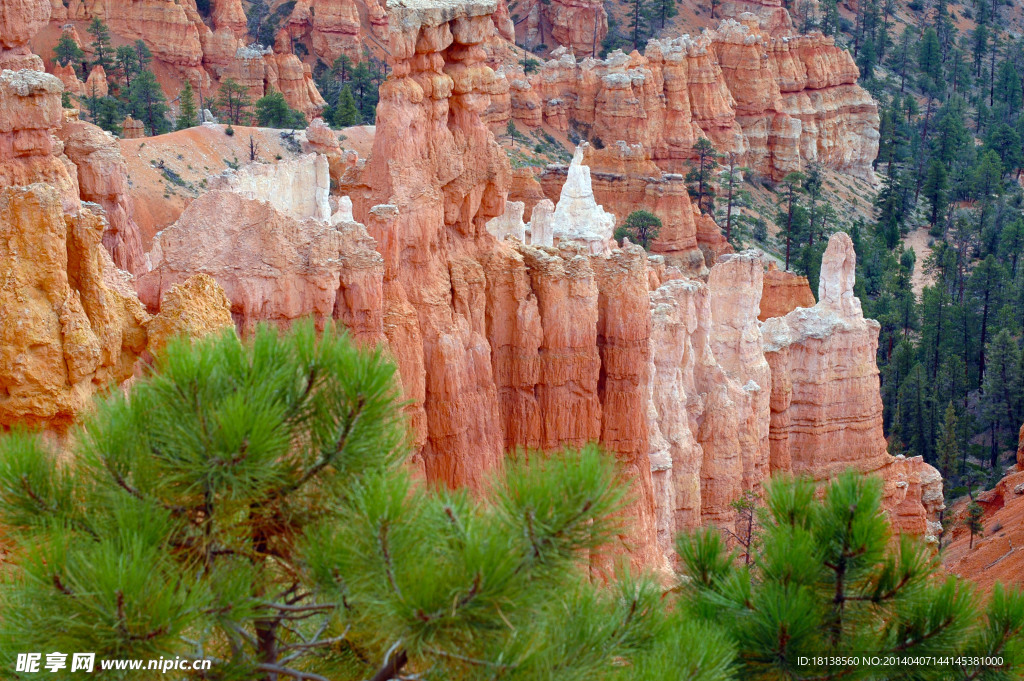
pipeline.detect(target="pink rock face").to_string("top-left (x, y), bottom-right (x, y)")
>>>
top-left (136, 190), bottom-right (385, 340)
top-left (53, 63), bottom-right (85, 95)
top-left (56, 0), bottom-right (329, 119)
top-left (211, 0), bottom-right (247, 38)
top-left (494, 17), bottom-right (878, 180)
top-left (56, 112), bottom-right (147, 275)
top-left (0, 0), bottom-right (49, 71)
top-left (84, 65), bottom-right (108, 98)
top-left (761, 233), bottom-right (943, 541)
top-left (535, 142), bottom-right (726, 274)
top-left (546, 0), bottom-right (607, 58)
top-left (0, 70), bottom-right (80, 213)
top-left (760, 262), bottom-right (815, 321)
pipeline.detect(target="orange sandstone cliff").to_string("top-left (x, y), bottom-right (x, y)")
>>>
top-left (129, 0), bottom-right (935, 570)
top-left (495, 16), bottom-right (878, 182)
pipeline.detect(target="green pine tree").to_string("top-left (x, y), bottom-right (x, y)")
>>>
top-left (254, 89), bottom-right (306, 128)
top-left (87, 17), bottom-right (113, 73)
top-left (678, 471), bottom-right (1024, 680)
top-left (685, 137), bottom-right (718, 215)
top-left (0, 321), bottom-right (737, 681)
top-left (613, 209), bottom-right (662, 250)
top-left (176, 81), bottom-right (198, 130)
top-left (332, 84), bottom-right (360, 127)
top-left (965, 501), bottom-right (985, 549)
top-left (216, 78), bottom-right (252, 126)
top-left (53, 33), bottom-right (85, 78)
top-left (937, 401), bottom-right (962, 482)
top-left (128, 69), bottom-right (169, 136)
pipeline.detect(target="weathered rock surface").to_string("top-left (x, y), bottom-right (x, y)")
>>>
top-left (0, 183), bottom-right (148, 430)
top-left (498, 18), bottom-right (878, 181)
top-left (944, 468), bottom-right (1024, 591)
top-left (283, 0), bottom-right (363, 65)
top-left (145, 274), bottom-right (235, 354)
top-left (0, 0), bottom-right (49, 71)
top-left (761, 233), bottom-right (943, 540)
top-left (52, 0), bottom-right (327, 118)
top-left (759, 261), bottom-right (815, 320)
top-left (549, 145), bottom-right (616, 253)
top-left (56, 111), bottom-right (147, 275)
top-left (0, 70), bottom-right (79, 210)
top-left (136, 189), bottom-right (384, 338)
top-left (536, 142), bottom-right (726, 272)
top-left (208, 153), bottom-right (332, 223)
top-left (84, 65), bottom-right (108, 97)
top-left (125, 0), bottom-right (929, 570)
top-left (121, 115), bottom-right (145, 139)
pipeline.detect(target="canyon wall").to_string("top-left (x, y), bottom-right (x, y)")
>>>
top-left (0, 68), bottom-right (229, 432)
top-left (43, 0), bottom-right (327, 119)
top-left (131, 0), bottom-right (936, 572)
top-left (496, 16), bottom-right (878, 182)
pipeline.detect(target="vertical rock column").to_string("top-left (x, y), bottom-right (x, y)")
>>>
top-left (362, 0), bottom-right (511, 489)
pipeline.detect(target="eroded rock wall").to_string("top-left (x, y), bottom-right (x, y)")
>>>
top-left (500, 17), bottom-right (878, 181)
top-left (0, 183), bottom-right (148, 430)
top-left (762, 233), bottom-right (943, 540)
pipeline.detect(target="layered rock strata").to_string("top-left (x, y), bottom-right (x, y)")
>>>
top-left (761, 233), bottom-right (943, 538)
top-left (48, 0), bottom-right (326, 118)
top-left (549, 145), bottom-right (616, 253)
top-left (0, 0), bottom-right (49, 71)
top-left (0, 70), bottom-right (79, 209)
top-left (536, 142), bottom-right (729, 272)
top-left (520, 0), bottom-right (606, 58)
top-left (759, 262), bottom-right (815, 320)
top-left (136, 187), bottom-right (383, 338)
top-left (57, 110), bottom-right (147, 274)
top-left (207, 153), bottom-right (332, 223)
top-left (135, 0), bottom-right (933, 568)
top-left (499, 17), bottom-right (878, 181)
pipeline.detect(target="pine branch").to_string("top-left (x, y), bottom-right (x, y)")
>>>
top-left (276, 395), bottom-right (366, 498)
top-left (378, 520), bottom-right (403, 600)
top-left (102, 456), bottom-right (187, 515)
top-left (255, 663), bottom-right (331, 681)
top-left (368, 643), bottom-right (408, 681)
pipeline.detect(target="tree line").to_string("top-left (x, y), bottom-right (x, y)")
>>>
top-left (53, 18), bottom-right (386, 138)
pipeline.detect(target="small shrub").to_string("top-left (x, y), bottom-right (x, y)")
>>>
top-left (225, 124), bottom-right (235, 136)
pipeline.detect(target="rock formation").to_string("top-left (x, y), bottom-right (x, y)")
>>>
top-left (760, 262), bottom-right (815, 320)
top-left (136, 187), bottom-right (384, 338)
top-left (761, 233), bottom-right (943, 539)
top-left (84, 65), bottom-right (108, 97)
top-left (549, 145), bottom-right (616, 253)
top-left (0, 0), bottom-right (49, 71)
top-left (520, 0), bottom-right (606, 58)
top-left (283, 0), bottom-right (363, 65)
top-left (144, 274), bottom-right (235, 355)
top-left (207, 153), bottom-right (332, 223)
top-left (130, 0), bottom-right (932, 569)
top-left (537, 142), bottom-right (726, 272)
top-left (546, 0), bottom-right (607, 58)
top-left (497, 17), bottom-right (878, 181)
top-left (121, 116), bottom-right (145, 139)
top-left (0, 183), bottom-right (148, 431)
top-left (0, 70), bottom-right (79, 209)
top-left (57, 110), bottom-right (147, 274)
top-left (49, 0), bottom-right (327, 118)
